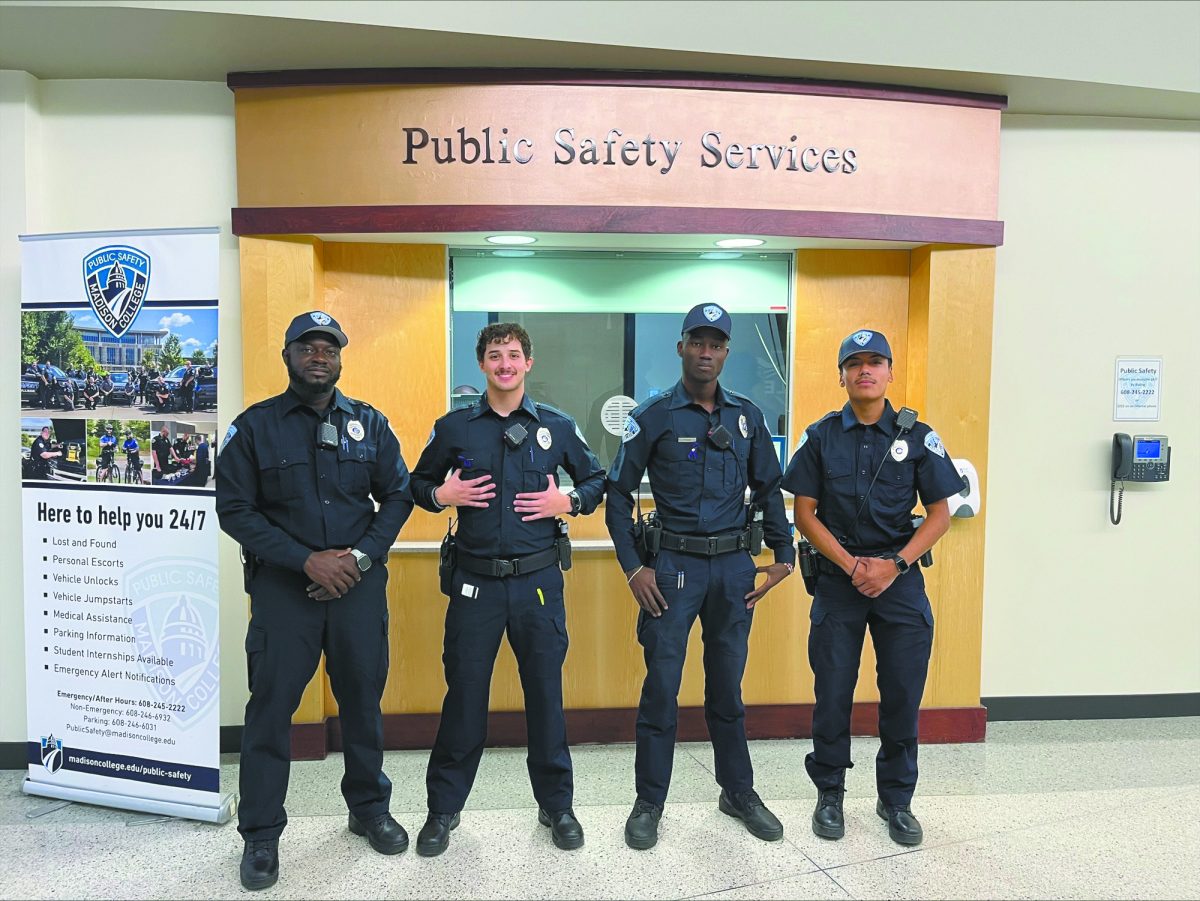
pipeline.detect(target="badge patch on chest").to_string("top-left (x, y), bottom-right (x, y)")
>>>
top-left (924, 430), bottom-right (946, 457)
top-left (347, 420), bottom-right (365, 442)
top-left (536, 427), bottom-right (552, 450)
top-left (738, 414), bottom-right (749, 438)
top-left (890, 439), bottom-right (909, 462)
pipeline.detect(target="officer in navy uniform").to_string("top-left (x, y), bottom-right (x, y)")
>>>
top-left (28, 425), bottom-right (60, 479)
top-left (783, 329), bottom-right (964, 847)
top-left (409, 322), bottom-right (606, 857)
top-left (606, 302), bottom-right (795, 850)
top-left (216, 311), bottom-right (414, 891)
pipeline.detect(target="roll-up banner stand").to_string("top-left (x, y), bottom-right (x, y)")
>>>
top-left (19, 227), bottom-right (233, 824)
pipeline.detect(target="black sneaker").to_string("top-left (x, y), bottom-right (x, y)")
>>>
top-left (719, 789), bottom-right (784, 841)
top-left (239, 838), bottom-right (279, 891)
top-left (624, 799), bottom-right (663, 850)
top-left (812, 787), bottom-right (845, 840)
top-left (538, 807), bottom-right (584, 850)
top-left (877, 799), bottom-right (923, 846)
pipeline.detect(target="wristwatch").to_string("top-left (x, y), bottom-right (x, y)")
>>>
top-left (890, 554), bottom-right (910, 575)
top-left (568, 490), bottom-right (582, 516)
top-left (350, 549), bottom-right (372, 572)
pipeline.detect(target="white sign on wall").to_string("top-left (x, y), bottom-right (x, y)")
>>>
top-left (1114, 357), bottom-right (1162, 422)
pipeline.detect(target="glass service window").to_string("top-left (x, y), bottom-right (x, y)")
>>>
top-left (449, 250), bottom-right (791, 474)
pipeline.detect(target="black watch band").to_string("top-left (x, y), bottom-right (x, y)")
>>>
top-left (568, 490), bottom-right (582, 516)
top-left (891, 554), bottom-right (910, 575)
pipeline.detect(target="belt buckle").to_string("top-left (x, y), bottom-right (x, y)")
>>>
top-left (707, 536), bottom-right (719, 556)
top-left (495, 558), bottom-right (516, 578)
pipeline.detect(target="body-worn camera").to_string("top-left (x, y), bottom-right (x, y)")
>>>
top-left (503, 422), bottom-right (528, 449)
top-left (316, 420), bottom-right (338, 450)
top-left (708, 424), bottom-right (733, 451)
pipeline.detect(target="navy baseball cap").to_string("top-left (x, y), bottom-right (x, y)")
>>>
top-left (838, 329), bottom-right (893, 367)
top-left (681, 303), bottom-right (732, 339)
top-left (284, 311), bottom-right (348, 347)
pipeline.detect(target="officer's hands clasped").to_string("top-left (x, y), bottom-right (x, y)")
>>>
top-left (849, 556), bottom-right (897, 598)
top-left (303, 548), bottom-right (361, 601)
top-left (436, 468), bottom-right (496, 508)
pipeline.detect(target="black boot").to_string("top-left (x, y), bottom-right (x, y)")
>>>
top-left (538, 807), bottom-right (584, 850)
top-left (239, 839), bottom-right (279, 891)
top-left (719, 789), bottom-right (784, 841)
top-left (812, 787), bottom-right (845, 840)
top-left (624, 799), bottom-right (663, 850)
top-left (348, 811), bottom-right (409, 854)
top-left (416, 811), bottom-right (460, 857)
top-left (877, 799), bottom-right (923, 846)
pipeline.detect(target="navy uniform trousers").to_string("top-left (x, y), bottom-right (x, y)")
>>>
top-left (427, 564), bottom-right (572, 815)
top-left (240, 562), bottom-right (391, 842)
top-left (807, 565), bottom-right (934, 809)
top-left (636, 547), bottom-right (758, 807)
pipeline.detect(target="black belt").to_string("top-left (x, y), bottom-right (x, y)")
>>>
top-left (456, 546), bottom-right (559, 579)
top-left (660, 529), bottom-right (751, 557)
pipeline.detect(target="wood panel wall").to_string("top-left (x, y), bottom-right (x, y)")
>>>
top-left (238, 239), bottom-right (992, 726)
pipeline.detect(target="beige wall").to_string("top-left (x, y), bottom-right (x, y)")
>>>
top-left (985, 116), bottom-right (1200, 696)
top-left (3, 74), bottom-right (1197, 744)
top-left (0, 74), bottom-right (245, 742)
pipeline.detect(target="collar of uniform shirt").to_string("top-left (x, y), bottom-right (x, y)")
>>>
top-left (467, 391), bottom-right (541, 421)
top-left (666, 379), bottom-right (742, 410)
top-left (840, 398), bottom-right (898, 432)
top-left (278, 386), bottom-right (354, 416)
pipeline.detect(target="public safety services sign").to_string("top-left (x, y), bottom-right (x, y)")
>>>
top-left (19, 226), bottom-right (232, 823)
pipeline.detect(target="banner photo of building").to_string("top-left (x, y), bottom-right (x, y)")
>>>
top-left (20, 226), bottom-right (232, 823)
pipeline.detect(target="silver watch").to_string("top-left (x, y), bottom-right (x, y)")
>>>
top-left (350, 549), bottom-right (372, 572)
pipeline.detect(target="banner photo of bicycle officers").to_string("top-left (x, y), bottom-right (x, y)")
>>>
top-left (19, 226), bottom-right (232, 825)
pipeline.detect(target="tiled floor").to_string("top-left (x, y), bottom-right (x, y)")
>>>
top-left (2, 718), bottom-right (1197, 900)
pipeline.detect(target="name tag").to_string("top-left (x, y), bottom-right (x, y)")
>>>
top-left (677, 436), bottom-right (697, 442)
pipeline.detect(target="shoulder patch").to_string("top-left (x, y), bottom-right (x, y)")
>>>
top-left (622, 415), bottom-right (642, 443)
top-left (924, 430), bottom-right (946, 458)
top-left (797, 430), bottom-right (809, 451)
top-left (220, 424), bottom-right (238, 451)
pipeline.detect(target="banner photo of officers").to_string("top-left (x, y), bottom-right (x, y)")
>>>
top-left (215, 306), bottom-right (964, 892)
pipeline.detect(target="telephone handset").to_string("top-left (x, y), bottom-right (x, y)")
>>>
top-left (1110, 433), bottom-right (1170, 525)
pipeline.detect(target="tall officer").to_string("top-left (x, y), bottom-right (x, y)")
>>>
top-left (410, 322), bottom-right (606, 856)
top-left (783, 329), bottom-right (963, 847)
top-left (606, 302), bottom-right (795, 850)
top-left (217, 311), bottom-right (414, 891)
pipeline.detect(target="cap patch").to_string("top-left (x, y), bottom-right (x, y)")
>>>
top-left (703, 304), bottom-right (723, 322)
top-left (310, 311), bottom-right (332, 326)
top-left (852, 330), bottom-right (873, 347)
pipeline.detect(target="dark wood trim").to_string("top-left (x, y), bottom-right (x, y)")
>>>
top-left (226, 68), bottom-right (1007, 110)
top-left (289, 721), bottom-right (329, 762)
top-left (982, 692), bottom-right (1200, 721)
top-left (232, 205), bottom-right (1004, 247)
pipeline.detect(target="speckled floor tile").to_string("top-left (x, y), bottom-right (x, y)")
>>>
top-left (686, 869), bottom-right (852, 900)
top-left (825, 788), bottom-right (1200, 900)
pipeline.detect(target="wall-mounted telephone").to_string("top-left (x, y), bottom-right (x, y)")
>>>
top-left (1110, 433), bottom-right (1171, 524)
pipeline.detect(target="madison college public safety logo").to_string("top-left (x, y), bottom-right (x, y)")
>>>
top-left (40, 733), bottom-right (64, 774)
top-left (83, 245), bottom-right (151, 338)
top-left (127, 556), bottom-right (220, 730)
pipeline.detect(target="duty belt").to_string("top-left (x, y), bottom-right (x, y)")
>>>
top-left (660, 529), bottom-right (752, 557)
top-left (456, 546), bottom-right (559, 578)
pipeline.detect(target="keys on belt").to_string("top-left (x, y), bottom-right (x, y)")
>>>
top-left (455, 546), bottom-right (560, 578)
top-left (660, 529), bottom-right (751, 557)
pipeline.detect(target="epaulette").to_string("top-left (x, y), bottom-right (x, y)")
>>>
top-left (248, 396), bottom-right (278, 410)
top-left (815, 409), bottom-right (841, 426)
top-left (723, 387), bottom-right (761, 412)
top-left (346, 397), bottom-right (374, 411)
top-left (534, 401), bottom-right (574, 422)
top-left (631, 392), bottom-right (672, 418)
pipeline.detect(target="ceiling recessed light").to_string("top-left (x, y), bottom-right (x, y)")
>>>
top-left (492, 249), bottom-right (534, 257)
top-left (714, 238), bottom-right (765, 248)
top-left (486, 235), bottom-right (537, 245)
top-left (699, 251), bottom-right (743, 260)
